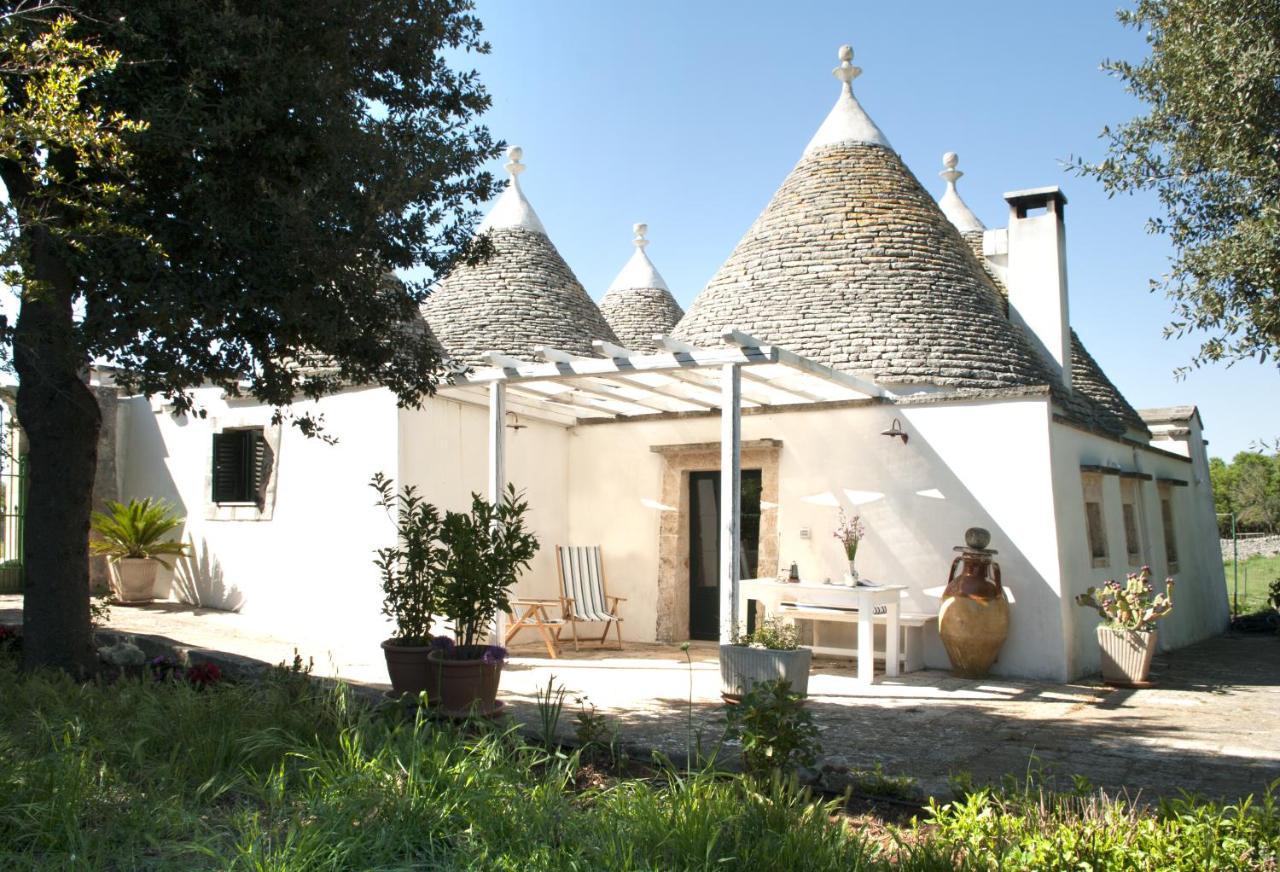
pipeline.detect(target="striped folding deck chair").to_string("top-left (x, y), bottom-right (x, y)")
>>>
top-left (555, 545), bottom-right (626, 651)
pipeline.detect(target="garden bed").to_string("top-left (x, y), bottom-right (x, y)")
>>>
top-left (1, 630), bottom-right (1277, 870)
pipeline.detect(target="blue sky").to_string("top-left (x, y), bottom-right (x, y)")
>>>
top-left (458, 0), bottom-right (1278, 460)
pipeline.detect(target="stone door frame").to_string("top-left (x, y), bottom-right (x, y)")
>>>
top-left (650, 439), bottom-right (781, 642)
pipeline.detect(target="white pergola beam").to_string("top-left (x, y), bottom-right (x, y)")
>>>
top-left (592, 339), bottom-right (639, 359)
top-left (662, 334), bottom-right (847, 404)
top-left (720, 329), bottom-right (887, 398)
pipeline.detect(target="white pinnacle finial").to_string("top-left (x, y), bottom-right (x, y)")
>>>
top-left (505, 145), bottom-right (526, 179)
top-left (607, 222), bottom-right (668, 292)
top-left (477, 144), bottom-right (547, 234)
top-left (937, 151), bottom-right (985, 233)
top-left (632, 223), bottom-right (649, 249)
top-left (804, 42), bottom-right (889, 154)
top-left (833, 44), bottom-right (861, 89)
top-left (940, 151), bottom-right (962, 185)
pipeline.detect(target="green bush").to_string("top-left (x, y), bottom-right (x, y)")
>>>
top-left (724, 678), bottom-right (821, 776)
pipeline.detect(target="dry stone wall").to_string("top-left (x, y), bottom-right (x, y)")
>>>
top-left (1221, 535), bottom-right (1280, 562)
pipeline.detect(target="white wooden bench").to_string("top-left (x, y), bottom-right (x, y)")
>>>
top-left (777, 602), bottom-right (936, 673)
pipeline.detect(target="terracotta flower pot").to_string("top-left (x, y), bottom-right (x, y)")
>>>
top-left (427, 646), bottom-right (503, 716)
top-left (1097, 627), bottom-right (1157, 686)
top-left (113, 557), bottom-right (160, 603)
top-left (719, 644), bottom-right (812, 701)
top-left (381, 639), bottom-right (442, 701)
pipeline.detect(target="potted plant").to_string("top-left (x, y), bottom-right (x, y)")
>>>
top-left (90, 498), bottom-right (188, 603)
top-left (429, 485), bottom-right (539, 716)
top-left (834, 509), bottom-right (865, 584)
top-left (372, 473), bottom-right (449, 699)
top-left (1076, 566), bottom-right (1174, 686)
top-left (720, 617), bottom-right (813, 701)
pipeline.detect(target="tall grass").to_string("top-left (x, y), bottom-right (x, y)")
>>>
top-left (0, 659), bottom-right (1276, 870)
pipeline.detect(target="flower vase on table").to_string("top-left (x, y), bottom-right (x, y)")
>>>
top-left (835, 509), bottom-right (865, 587)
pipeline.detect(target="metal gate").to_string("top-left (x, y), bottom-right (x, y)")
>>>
top-left (0, 408), bottom-right (26, 593)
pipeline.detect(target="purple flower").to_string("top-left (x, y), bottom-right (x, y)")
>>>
top-left (429, 635), bottom-right (455, 652)
top-left (481, 645), bottom-right (508, 666)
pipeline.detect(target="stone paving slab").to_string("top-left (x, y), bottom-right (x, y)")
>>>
top-left (3, 595), bottom-right (1276, 801)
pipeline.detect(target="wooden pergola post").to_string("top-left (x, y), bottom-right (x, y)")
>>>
top-left (719, 363), bottom-right (742, 644)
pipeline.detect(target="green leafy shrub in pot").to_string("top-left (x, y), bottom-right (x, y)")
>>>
top-left (429, 485), bottom-right (539, 714)
top-left (734, 617), bottom-right (800, 650)
top-left (723, 678), bottom-right (820, 777)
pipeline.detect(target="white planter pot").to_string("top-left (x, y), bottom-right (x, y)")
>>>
top-left (113, 558), bottom-right (160, 603)
top-left (1097, 627), bottom-right (1157, 686)
top-left (719, 644), bottom-right (812, 700)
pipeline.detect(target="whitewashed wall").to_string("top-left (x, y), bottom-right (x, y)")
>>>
top-left (567, 396), bottom-right (1079, 679)
top-left (118, 386), bottom-right (571, 651)
top-left (1048, 422), bottom-right (1229, 678)
top-left (119, 386), bottom-right (401, 645)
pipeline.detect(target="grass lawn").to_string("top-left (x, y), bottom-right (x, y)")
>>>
top-left (1, 647), bottom-right (1278, 870)
top-left (1223, 553), bottom-right (1280, 615)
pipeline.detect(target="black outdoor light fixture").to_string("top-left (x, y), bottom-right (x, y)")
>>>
top-left (881, 417), bottom-right (909, 445)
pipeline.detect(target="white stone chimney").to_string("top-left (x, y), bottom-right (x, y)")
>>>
top-left (1001, 186), bottom-right (1072, 390)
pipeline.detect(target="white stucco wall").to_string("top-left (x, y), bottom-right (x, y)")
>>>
top-left (119, 386), bottom-right (402, 645)
top-left (567, 397), bottom-right (1075, 679)
top-left (118, 387), bottom-right (572, 651)
top-left (1047, 421), bottom-right (1229, 678)
top-left (396, 393), bottom-right (570, 602)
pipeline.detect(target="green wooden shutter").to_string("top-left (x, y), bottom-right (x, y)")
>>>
top-left (212, 431), bottom-right (252, 503)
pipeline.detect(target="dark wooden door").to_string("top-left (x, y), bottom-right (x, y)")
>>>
top-left (688, 469), bottom-right (762, 641)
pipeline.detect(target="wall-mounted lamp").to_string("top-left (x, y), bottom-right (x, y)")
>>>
top-left (881, 417), bottom-right (909, 444)
top-left (505, 411), bottom-right (527, 433)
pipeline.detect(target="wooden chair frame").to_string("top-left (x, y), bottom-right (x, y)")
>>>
top-left (503, 598), bottom-right (565, 658)
top-left (555, 545), bottom-right (626, 652)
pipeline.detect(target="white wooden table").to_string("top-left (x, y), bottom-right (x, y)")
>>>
top-left (739, 578), bottom-right (907, 684)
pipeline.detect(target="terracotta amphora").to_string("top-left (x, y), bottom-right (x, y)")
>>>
top-left (938, 532), bottom-right (1009, 678)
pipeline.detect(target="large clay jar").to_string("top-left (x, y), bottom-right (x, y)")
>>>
top-left (938, 531), bottom-right (1009, 678)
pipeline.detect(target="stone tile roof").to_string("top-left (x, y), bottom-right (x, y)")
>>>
top-left (599, 228), bottom-right (684, 351)
top-left (421, 227), bottom-right (619, 365)
top-left (672, 142), bottom-right (1058, 392)
top-left (600, 287), bottom-right (683, 352)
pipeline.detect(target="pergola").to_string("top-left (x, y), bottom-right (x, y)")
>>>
top-left (443, 330), bottom-right (887, 643)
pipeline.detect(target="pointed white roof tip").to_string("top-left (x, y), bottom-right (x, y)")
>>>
top-left (937, 151), bottom-right (986, 233)
top-left (607, 222), bottom-right (670, 292)
top-left (477, 144), bottom-right (548, 235)
top-left (803, 43), bottom-right (892, 156)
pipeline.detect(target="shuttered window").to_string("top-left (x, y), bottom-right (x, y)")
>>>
top-left (211, 429), bottom-right (270, 505)
top-left (1159, 485), bottom-right (1179, 572)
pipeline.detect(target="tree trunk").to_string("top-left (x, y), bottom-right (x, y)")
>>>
top-left (14, 224), bottom-right (101, 676)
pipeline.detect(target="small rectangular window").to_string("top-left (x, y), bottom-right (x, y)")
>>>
top-left (211, 429), bottom-right (271, 505)
top-left (1119, 479), bottom-right (1142, 566)
top-left (1122, 503), bottom-right (1141, 565)
top-left (1081, 473), bottom-right (1109, 568)
top-left (1160, 491), bottom-right (1179, 571)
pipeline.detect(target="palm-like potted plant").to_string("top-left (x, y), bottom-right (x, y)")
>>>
top-left (90, 498), bottom-right (188, 603)
top-left (720, 617), bottom-right (813, 701)
top-left (429, 485), bottom-right (539, 716)
top-left (1076, 566), bottom-right (1174, 686)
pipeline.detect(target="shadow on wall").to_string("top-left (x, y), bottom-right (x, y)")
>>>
top-left (171, 535), bottom-right (245, 612)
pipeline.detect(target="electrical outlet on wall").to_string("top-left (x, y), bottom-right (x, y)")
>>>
top-left (799, 527), bottom-right (811, 540)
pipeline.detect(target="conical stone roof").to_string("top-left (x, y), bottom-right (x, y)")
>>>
top-left (672, 137), bottom-right (1057, 391)
top-left (422, 147), bottom-right (619, 365)
top-left (599, 224), bottom-right (684, 351)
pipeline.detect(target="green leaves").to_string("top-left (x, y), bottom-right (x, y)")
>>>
top-left (371, 475), bottom-right (540, 648)
top-left (88, 498), bottom-right (187, 563)
top-left (1071, 0), bottom-right (1280, 369)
